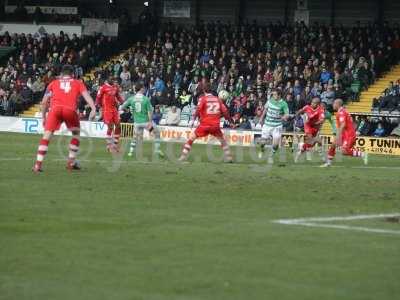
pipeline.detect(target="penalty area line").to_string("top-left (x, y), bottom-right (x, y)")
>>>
top-left (273, 213), bottom-right (400, 236)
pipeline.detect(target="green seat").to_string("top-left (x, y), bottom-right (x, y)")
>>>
top-left (180, 113), bottom-right (191, 121)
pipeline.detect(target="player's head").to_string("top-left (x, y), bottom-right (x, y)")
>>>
top-left (61, 65), bottom-right (74, 77)
top-left (311, 96), bottom-right (321, 109)
top-left (135, 83), bottom-right (145, 93)
top-left (107, 75), bottom-right (117, 85)
top-left (333, 98), bottom-right (343, 111)
top-left (201, 80), bottom-right (211, 94)
top-left (272, 89), bottom-right (281, 100)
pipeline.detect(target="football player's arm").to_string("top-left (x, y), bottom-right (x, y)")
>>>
top-left (315, 111), bottom-right (325, 126)
top-left (295, 106), bottom-right (305, 116)
top-left (192, 98), bottom-right (202, 122)
top-left (335, 115), bottom-right (346, 145)
top-left (81, 90), bottom-right (97, 121)
top-left (220, 100), bottom-right (232, 123)
top-left (146, 99), bottom-right (153, 129)
top-left (95, 87), bottom-right (103, 108)
top-left (117, 92), bottom-right (124, 105)
top-left (259, 106), bottom-right (267, 125)
top-left (119, 98), bottom-right (130, 111)
top-left (41, 91), bottom-right (51, 125)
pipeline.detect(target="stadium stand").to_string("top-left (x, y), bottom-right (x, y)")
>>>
top-left (83, 22), bottom-right (398, 133)
top-left (3, 19), bottom-right (400, 136)
top-left (0, 31), bottom-right (119, 117)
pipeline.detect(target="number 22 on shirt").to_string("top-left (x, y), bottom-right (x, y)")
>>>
top-left (206, 103), bottom-right (220, 114)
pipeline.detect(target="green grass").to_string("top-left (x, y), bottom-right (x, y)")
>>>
top-left (1, 132), bottom-right (400, 300)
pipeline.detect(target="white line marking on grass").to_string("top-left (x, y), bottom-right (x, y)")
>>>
top-left (311, 165), bottom-right (400, 170)
top-left (273, 213), bottom-right (400, 236)
top-left (0, 157), bottom-right (21, 161)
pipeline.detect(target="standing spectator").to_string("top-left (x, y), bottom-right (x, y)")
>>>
top-left (155, 76), bottom-right (166, 93)
top-left (120, 66), bottom-right (131, 90)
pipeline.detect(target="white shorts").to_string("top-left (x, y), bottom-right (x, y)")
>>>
top-left (134, 123), bottom-right (148, 133)
top-left (134, 122), bottom-right (159, 138)
top-left (261, 125), bottom-right (283, 142)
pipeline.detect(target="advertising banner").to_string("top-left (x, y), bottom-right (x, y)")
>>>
top-left (0, 23), bottom-right (82, 37)
top-left (82, 18), bottom-right (119, 37)
top-left (5, 6), bottom-right (78, 15)
top-left (163, 1), bottom-right (191, 18)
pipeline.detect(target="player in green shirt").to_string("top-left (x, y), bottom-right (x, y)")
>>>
top-left (120, 83), bottom-right (163, 158)
top-left (322, 103), bottom-right (337, 136)
top-left (258, 89), bottom-right (290, 162)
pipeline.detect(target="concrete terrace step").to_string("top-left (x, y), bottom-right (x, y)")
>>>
top-left (346, 62), bottom-right (400, 113)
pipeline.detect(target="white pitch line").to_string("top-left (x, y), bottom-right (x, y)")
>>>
top-left (274, 213), bottom-right (400, 224)
top-left (273, 213), bottom-right (400, 236)
top-left (290, 222), bottom-right (400, 235)
top-left (0, 157), bottom-right (21, 161)
top-left (311, 165), bottom-right (400, 170)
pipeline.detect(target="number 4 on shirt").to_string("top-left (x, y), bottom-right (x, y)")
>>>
top-left (60, 81), bottom-right (71, 93)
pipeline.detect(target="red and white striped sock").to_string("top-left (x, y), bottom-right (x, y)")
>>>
top-left (35, 138), bottom-right (49, 167)
top-left (352, 149), bottom-right (362, 157)
top-left (69, 138), bottom-right (80, 161)
top-left (181, 139), bottom-right (194, 159)
top-left (114, 126), bottom-right (121, 146)
top-left (221, 140), bottom-right (233, 161)
top-left (106, 127), bottom-right (113, 146)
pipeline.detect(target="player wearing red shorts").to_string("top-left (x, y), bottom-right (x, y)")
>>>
top-left (96, 77), bottom-right (124, 152)
top-left (321, 98), bottom-right (368, 167)
top-left (179, 83), bottom-right (233, 162)
top-left (32, 65), bottom-right (96, 173)
top-left (295, 96), bottom-right (325, 162)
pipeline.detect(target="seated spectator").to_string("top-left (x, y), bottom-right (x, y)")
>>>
top-left (285, 93), bottom-right (297, 115)
top-left (390, 123), bottom-right (400, 137)
top-left (152, 105), bottom-right (162, 125)
top-left (320, 68), bottom-right (332, 84)
top-left (165, 106), bottom-right (180, 126)
top-left (373, 123), bottom-right (385, 137)
top-left (356, 116), bottom-right (371, 136)
top-left (239, 116), bottom-right (252, 130)
top-left (177, 90), bottom-right (191, 108)
top-left (242, 101), bottom-right (255, 118)
top-left (321, 86), bottom-right (335, 108)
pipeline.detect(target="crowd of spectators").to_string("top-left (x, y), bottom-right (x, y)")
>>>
top-left (1, 20), bottom-right (400, 137)
top-left (372, 80), bottom-right (400, 112)
top-left (354, 115), bottom-right (399, 137)
top-left (87, 21), bottom-right (399, 131)
top-left (0, 31), bottom-right (117, 116)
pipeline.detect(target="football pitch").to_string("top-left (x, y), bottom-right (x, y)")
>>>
top-left (1, 132), bottom-right (400, 300)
